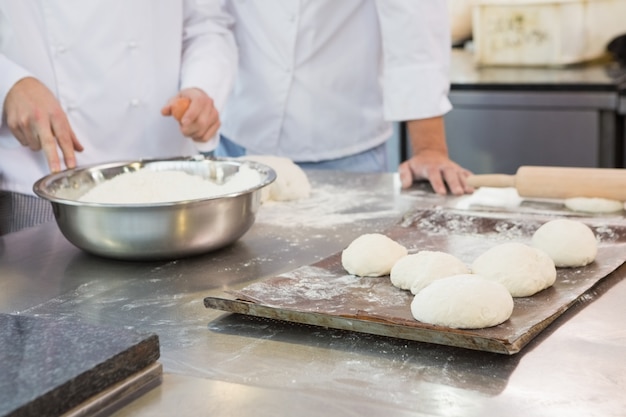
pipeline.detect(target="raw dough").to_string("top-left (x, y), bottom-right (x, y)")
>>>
top-left (410, 274), bottom-right (514, 329)
top-left (531, 219), bottom-right (597, 267)
top-left (389, 250), bottom-right (470, 294)
top-left (241, 155), bottom-right (311, 202)
top-left (341, 233), bottom-right (407, 277)
top-left (471, 242), bottom-right (556, 297)
top-left (564, 197), bottom-right (623, 214)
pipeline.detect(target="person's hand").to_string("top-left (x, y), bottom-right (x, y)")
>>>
top-left (161, 88), bottom-right (220, 143)
top-left (4, 77), bottom-right (83, 172)
top-left (398, 149), bottom-right (474, 195)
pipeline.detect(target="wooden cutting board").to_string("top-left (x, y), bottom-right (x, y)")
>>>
top-left (204, 208), bottom-right (626, 355)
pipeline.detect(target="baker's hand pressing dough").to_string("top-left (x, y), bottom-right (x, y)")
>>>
top-left (342, 233), bottom-right (407, 277)
top-left (411, 274), bottom-right (514, 329)
top-left (564, 197), bottom-right (623, 214)
top-left (240, 155), bottom-right (311, 202)
top-left (390, 251), bottom-right (470, 294)
top-left (471, 242), bottom-right (556, 297)
top-left (531, 219), bottom-right (597, 267)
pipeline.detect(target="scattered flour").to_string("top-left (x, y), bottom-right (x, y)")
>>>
top-left (79, 165), bottom-right (262, 204)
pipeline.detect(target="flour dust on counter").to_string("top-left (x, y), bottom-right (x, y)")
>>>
top-left (255, 179), bottom-right (413, 229)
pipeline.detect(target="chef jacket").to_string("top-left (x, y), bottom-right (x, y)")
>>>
top-left (220, 0), bottom-right (452, 162)
top-left (0, 0), bottom-right (236, 196)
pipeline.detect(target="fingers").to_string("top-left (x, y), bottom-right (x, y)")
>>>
top-left (180, 98), bottom-right (220, 143)
top-left (163, 90), bottom-right (220, 143)
top-left (5, 77), bottom-right (81, 172)
top-left (398, 157), bottom-right (473, 195)
top-left (39, 130), bottom-right (63, 173)
top-left (171, 97), bottom-right (191, 122)
top-left (50, 111), bottom-right (82, 169)
top-left (398, 162), bottom-right (414, 189)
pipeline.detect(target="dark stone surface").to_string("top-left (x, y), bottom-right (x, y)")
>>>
top-left (0, 313), bottom-right (159, 417)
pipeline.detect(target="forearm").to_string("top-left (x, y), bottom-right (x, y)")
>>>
top-left (406, 116), bottom-right (449, 157)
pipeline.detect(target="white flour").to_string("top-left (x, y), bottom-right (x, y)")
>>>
top-left (79, 165), bottom-right (262, 204)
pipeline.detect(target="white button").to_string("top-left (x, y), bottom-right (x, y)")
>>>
top-left (128, 40), bottom-right (138, 49)
top-left (57, 45), bottom-right (67, 54)
top-left (287, 15), bottom-right (295, 22)
top-left (130, 99), bottom-right (140, 107)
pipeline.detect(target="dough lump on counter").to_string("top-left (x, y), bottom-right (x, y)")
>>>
top-left (341, 233), bottom-right (407, 277)
top-left (471, 242), bottom-right (556, 297)
top-left (564, 197), bottom-right (623, 214)
top-left (531, 218), bottom-right (597, 267)
top-left (410, 274), bottom-right (514, 329)
top-left (241, 155), bottom-right (311, 202)
top-left (389, 250), bottom-right (470, 294)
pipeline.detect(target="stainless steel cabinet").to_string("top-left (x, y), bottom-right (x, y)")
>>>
top-left (443, 90), bottom-right (620, 174)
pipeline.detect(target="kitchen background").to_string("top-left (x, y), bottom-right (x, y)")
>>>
top-left (386, 0), bottom-right (626, 175)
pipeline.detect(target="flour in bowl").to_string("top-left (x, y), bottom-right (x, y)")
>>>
top-left (79, 165), bottom-right (262, 204)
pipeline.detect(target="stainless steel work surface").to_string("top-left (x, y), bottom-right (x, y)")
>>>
top-left (1, 171), bottom-right (625, 417)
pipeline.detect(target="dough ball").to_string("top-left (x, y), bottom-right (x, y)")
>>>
top-left (241, 155), bottom-right (311, 201)
top-left (341, 233), bottom-right (407, 277)
top-left (564, 197), bottom-right (623, 213)
top-left (471, 242), bottom-right (556, 297)
top-left (410, 274), bottom-right (514, 329)
top-left (389, 251), bottom-right (470, 294)
top-left (531, 219), bottom-right (597, 267)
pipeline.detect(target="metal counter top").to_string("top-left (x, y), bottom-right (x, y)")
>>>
top-left (1, 171), bottom-right (625, 417)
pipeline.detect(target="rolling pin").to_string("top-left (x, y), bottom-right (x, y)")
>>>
top-left (466, 166), bottom-right (626, 201)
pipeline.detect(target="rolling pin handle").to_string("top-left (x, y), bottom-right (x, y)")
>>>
top-left (466, 174), bottom-right (516, 189)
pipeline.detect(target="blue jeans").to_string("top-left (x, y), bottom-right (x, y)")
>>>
top-left (215, 135), bottom-right (388, 173)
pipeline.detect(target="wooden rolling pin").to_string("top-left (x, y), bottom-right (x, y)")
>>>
top-left (466, 166), bottom-right (626, 201)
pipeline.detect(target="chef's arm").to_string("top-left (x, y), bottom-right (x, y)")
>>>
top-left (179, 0), bottom-right (237, 153)
top-left (398, 116), bottom-right (473, 195)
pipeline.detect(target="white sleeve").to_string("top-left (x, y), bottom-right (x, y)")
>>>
top-left (374, 0), bottom-right (453, 121)
top-left (0, 54), bottom-right (32, 130)
top-left (180, 0), bottom-right (238, 113)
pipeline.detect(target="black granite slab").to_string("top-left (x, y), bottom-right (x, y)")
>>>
top-left (0, 314), bottom-right (160, 417)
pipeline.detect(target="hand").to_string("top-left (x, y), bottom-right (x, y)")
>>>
top-left (399, 117), bottom-right (473, 195)
top-left (161, 88), bottom-right (220, 143)
top-left (4, 77), bottom-right (83, 172)
top-left (398, 149), bottom-right (474, 195)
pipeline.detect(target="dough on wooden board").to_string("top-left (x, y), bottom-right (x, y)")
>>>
top-left (389, 251), bottom-right (470, 294)
top-left (410, 274), bottom-right (514, 329)
top-left (240, 155), bottom-right (311, 201)
top-left (564, 197), bottom-right (623, 214)
top-left (471, 242), bottom-right (556, 297)
top-left (341, 233), bottom-right (408, 277)
top-left (531, 219), bottom-right (597, 267)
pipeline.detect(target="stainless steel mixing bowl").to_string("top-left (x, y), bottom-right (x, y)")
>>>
top-left (33, 156), bottom-right (276, 261)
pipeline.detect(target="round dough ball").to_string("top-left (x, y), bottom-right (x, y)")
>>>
top-left (389, 251), bottom-right (470, 294)
top-left (531, 219), bottom-right (597, 267)
top-left (341, 233), bottom-right (407, 277)
top-left (410, 274), bottom-right (514, 329)
top-left (471, 242), bottom-right (556, 297)
top-left (241, 155), bottom-right (311, 201)
top-left (564, 197), bottom-right (623, 214)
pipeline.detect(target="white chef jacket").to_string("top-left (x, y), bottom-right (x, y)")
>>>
top-left (221, 0), bottom-right (452, 162)
top-left (0, 0), bottom-right (237, 196)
